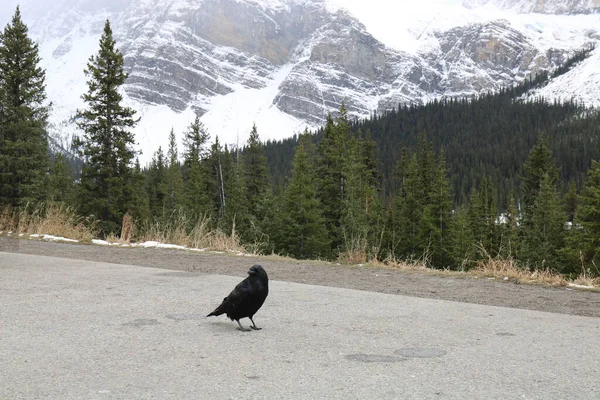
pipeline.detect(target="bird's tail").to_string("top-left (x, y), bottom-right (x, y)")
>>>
top-left (207, 299), bottom-right (227, 317)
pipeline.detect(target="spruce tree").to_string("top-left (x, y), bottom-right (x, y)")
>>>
top-left (47, 154), bottom-right (74, 204)
top-left (0, 6), bottom-right (49, 207)
top-left (521, 136), bottom-right (559, 225)
top-left (182, 116), bottom-right (209, 218)
top-left (502, 189), bottom-right (520, 258)
top-left (340, 131), bottom-right (380, 260)
top-left (520, 173), bottom-right (566, 271)
top-left (206, 137), bottom-right (227, 218)
top-left (222, 145), bottom-right (250, 238)
top-left (316, 107), bottom-right (352, 252)
top-left (451, 207), bottom-right (473, 268)
top-left (393, 153), bottom-right (424, 259)
top-left (124, 158), bottom-right (150, 222)
top-left (147, 147), bottom-right (167, 218)
top-left (244, 124), bottom-right (269, 218)
top-left (572, 160), bottom-right (600, 273)
top-left (419, 149), bottom-right (454, 267)
top-left (165, 128), bottom-right (183, 214)
top-left (563, 182), bottom-right (578, 223)
top-left (75, 19), bottom-right (139, 234)
top-left (277, 132), bottom-right (329, 259)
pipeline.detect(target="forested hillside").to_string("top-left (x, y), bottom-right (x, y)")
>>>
top-left (264, 48), bottom-right (600, 208)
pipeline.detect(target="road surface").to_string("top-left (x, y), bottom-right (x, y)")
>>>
top-left (1, 252), bottom-right (599, 399)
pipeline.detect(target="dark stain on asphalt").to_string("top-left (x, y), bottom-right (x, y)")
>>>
top-left (394, 348), bottom-right (447, 358)
top-left (166, 314), bottom-right (205, 321)
top-left (122, 318), bottom-right (161, 327)
top-left (345, 354), bottom-right (405, 363)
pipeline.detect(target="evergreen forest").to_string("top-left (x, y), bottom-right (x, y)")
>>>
top-left (2, 8), bottom-right (600, 278)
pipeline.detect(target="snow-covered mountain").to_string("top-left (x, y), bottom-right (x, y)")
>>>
top-left (2, 0), bottom-right (600, 163)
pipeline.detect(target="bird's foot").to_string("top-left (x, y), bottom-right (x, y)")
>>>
top-left (250, 326), bottom-right (262, 330)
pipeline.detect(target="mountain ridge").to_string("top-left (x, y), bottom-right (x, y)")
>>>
top-left (2, 0), bottom-right (599, 162)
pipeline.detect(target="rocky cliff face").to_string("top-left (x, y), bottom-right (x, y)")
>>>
top-left (115, 0), bottom-right (571, 124)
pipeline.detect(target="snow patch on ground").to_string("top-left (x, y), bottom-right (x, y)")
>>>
top-left (29, 234), bottom-right (79, 243)
top-left (92, 239), bottom-right (120, 246)
top-left (568, 282), bottom-right (598, 290)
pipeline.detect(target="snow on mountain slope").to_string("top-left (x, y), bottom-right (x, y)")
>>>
top-left (529, 46), bottom-right (600, 104)
top-left (463, 0), bottom-right (600, 14)
top-left (2, 0), bottom-right (600, 164)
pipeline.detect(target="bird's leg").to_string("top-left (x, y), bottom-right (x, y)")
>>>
top-left (249, 317), bottom-right (262, 330)
top-left (236, 320), bottom-right (251, 332)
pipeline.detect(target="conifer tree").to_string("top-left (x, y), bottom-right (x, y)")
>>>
top-left (244, 124), bottom-right (269, 218)
top-left (277, 132), bottom-right (329, 259)
top-left (222, 146), bottom-right (250, 238)
top-left (465, 179), bottom-right (498, 259)
top-left (520, 173), bottom-right (566, 271)
top-left (182, 116), bottom-right (210, 218)
top-left (340, 131), bottom-right (380, 259)
top-left (393, 153), bottom-right (424, 259)
top-left (75, 19), bottom-right (138, 233)
top-left (125, 158), bottom-right (150, 222)
top-left (572, 160), bottom-right (600, 273)
top-left (502, 189), bottom-right (520, 258)
top-left (419, 149), bottom-right (454, 267)
top-left (165, 128), bottom-right (183, 214)
top-left (451, 207), bottom-right (473, 268)
top-left (316, 107), bottom-right (352, 251)
top-left (47, 154), bottom-right (74, 204)
top-left (563, 182), bottom-right (578, 223)
top-left (147, 147), bottom-right (167, 218)
top-left (0, 7), bottom-right (49, 207)
top-left (417, 133), bottom-right (436, 202)
top-left (521, 136), bottom-right (559, 225)
top-left (206, 137), bottom-right (227, 218)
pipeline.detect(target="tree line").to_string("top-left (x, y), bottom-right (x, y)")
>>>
top-left (2, 7), bottom-right (600, 277)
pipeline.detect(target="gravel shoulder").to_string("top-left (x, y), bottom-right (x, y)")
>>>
top-left (1, 236), bottom-right (599, 318)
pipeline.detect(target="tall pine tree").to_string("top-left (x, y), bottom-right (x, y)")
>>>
top-left (47, 154), bottom-right (74, 204)
top-left (146, 147), bottom-right (168, 218)
top-left (520, 136), bottom-right (559, 226)
top-left (520, 173), bottom-right (566, 271)
top-left (183, 116), bottom-right (210, 218)
top-left (165, 128), bottom-right (183, 215)
top-left (244, 124), bottom-right (269, 218)
top-left (571, 160), bottom-right (600, 274)
top-left (419, 149), bottom-right (454, 268)
top-left (276, 132), bottom-right (329, 259)
top-left (0, 7), bottom-right (49, 207)
top-left (75, 20), bottom-right (139, 234)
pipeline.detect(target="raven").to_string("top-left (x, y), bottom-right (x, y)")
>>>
top-left (206, 264), bottom-right (269, 331)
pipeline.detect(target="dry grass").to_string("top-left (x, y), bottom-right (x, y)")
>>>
top-left (338, 234), bottom-right (382, 265)
top-left (473, 256), bottom-right (569, 286)
top-left (133, 212), bottom-right (247, 253)
top-left (188, 217), bottom-right (246, 253)
top-left (367, 253), bottom-right (431, 272)
top-left (0, 203), bottom-right (96, 242)
top-left (338, 248), bottom-right (368, 265)
top-left (572, 261), bottom-right (600, 288)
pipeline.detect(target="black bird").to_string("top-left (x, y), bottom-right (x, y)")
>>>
top-left (206, 264), bottom-right (269, 331)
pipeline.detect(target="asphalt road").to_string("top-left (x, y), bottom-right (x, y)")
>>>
top-left (2, 252), bottom-right (599, 399)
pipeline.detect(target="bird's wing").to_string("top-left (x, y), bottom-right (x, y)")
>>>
top-left (226, 278), bottom-right (255, 307)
